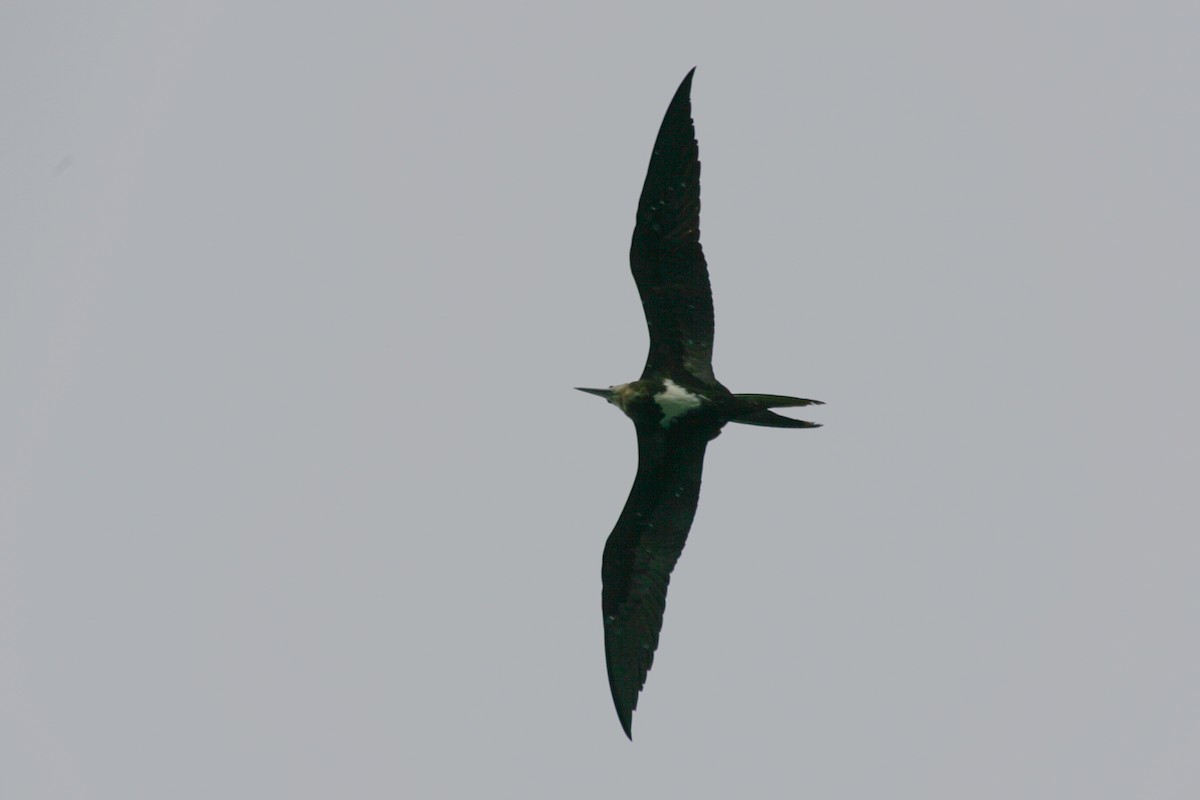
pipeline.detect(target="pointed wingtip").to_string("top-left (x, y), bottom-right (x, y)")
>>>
top-left (607, 651), bottom-right (640, 740)
top-left (665, 69), bottom-right (695, 106)
top-left (680, 67), bottom-right (696, 94)
top-left (619, 709), bottom-right (634, 740)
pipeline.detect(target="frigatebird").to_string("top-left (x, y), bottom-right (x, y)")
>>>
top-left (577, 69), bottom-right (823, 739)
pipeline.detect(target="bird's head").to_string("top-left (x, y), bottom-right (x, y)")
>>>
top-left (575, 386), bottom-right (618, 404)
top-left (575, 383), bottom-right (640, 413)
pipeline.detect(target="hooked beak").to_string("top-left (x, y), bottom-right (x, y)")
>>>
top-left (575, 387), bottom-right (612, 399)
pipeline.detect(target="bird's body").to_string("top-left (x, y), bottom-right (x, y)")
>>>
top-left (578, 69), bottom-right (822, 739)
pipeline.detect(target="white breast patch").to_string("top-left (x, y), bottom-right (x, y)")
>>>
top-left (654, 379), bottom-right (703, 427)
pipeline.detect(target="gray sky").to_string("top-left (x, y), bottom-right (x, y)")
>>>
top-left (4, 2), bottom-right (1199, 797)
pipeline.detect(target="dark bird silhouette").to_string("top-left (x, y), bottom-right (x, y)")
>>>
top-left (577, 69), bottom-right (823, 739)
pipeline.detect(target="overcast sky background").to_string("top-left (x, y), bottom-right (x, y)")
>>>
top-left (4, 2), bottom-right (1199, 797)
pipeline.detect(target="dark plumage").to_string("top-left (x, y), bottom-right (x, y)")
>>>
top-left (577, 69), bottom-right (822, 739)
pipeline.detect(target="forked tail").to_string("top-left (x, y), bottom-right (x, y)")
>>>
top-left (730, 394), bottom-right (823, 428)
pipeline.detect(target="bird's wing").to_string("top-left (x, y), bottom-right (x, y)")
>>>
top-left (630, 69), bottom-right (720, 387)
top-left (601, 419), bottom-right (713, 738)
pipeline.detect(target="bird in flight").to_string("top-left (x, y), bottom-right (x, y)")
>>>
top-left (577, 69), bottom-right (823, 739)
